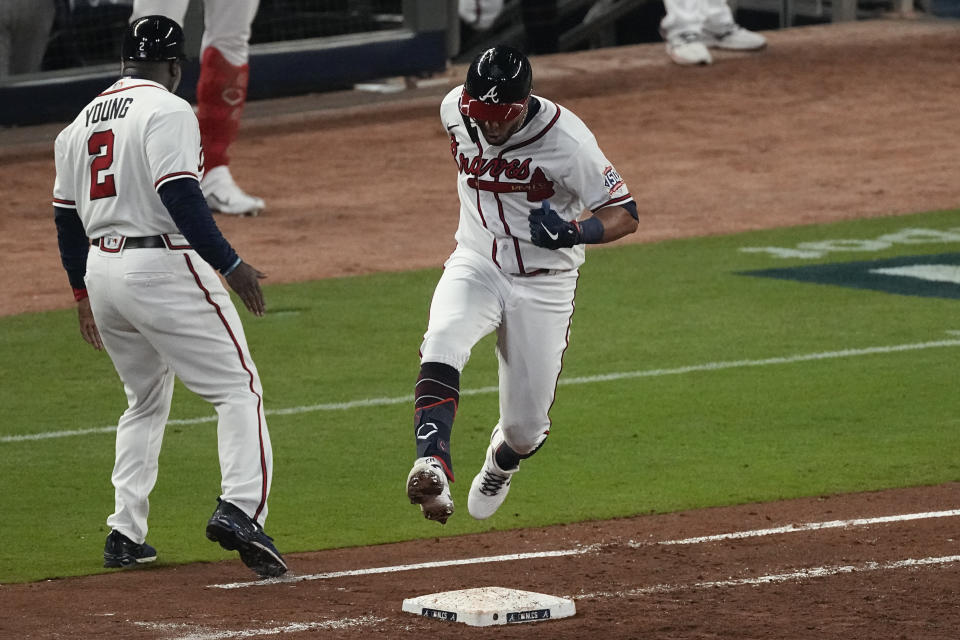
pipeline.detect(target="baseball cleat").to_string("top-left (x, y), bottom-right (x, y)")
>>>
top-left (665, 31), bottom-right (712, 66)
top-left (103, 530), bottom-right (157, 568)
top-left (701, 23), bottom-right (767, 51)
top-left (202, 165), bottom-right (265, 216)
top-left (205, 499), bottom-right (287, 578)
top-left (406, 456), bottom-right (454, 524)
top-left (467, 427), bottom-right (518, 520)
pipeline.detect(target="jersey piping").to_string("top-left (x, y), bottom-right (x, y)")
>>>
top-left (493, 106), bottom-right (563, 274)
top-left (155, 171), bottom-right (199, 189)
top-left (98, 83), bottom-right (169, 97)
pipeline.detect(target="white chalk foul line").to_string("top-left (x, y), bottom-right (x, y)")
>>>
top-left (6, 336), bottom-right (960, 443)
top-left (132, 615), bottom-right (386, 639)
top-left (209, 509), bottom-right (960, 590)
top-left (209, 546), bottom-right (600, 590)
top-left (633, 508), bottom-right (960, 546)
top-left (576, 555), bottom-right (960, 599)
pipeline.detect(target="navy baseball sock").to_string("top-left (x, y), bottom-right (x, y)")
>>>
top-left (414, 362), bottom-right (460, 480)
top-left (494, 444), bottom-right (521, 471)
top-left (494, 431), bottom-right (548, 471)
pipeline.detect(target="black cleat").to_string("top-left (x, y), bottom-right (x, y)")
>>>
top-left (205, 499), bottom-right (287, 578)
top-left (103, 530), bottom-right (157, 568)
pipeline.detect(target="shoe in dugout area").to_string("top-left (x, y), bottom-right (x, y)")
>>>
top-left (665, 31), bottom-right (712, 66)
top-left (205, 498), bottom-right (288, 578)
top-left (406, 456), bottom-right (454, 524)
top-left (103, 529), bottom-right (157, 568)
top-left (467, 427), bottom-right (518, 520)
top-left (201, 165), bottom-right (265, 216)
top-left (702, 23), bottom-right (767, 51)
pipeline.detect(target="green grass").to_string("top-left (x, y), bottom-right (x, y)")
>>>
top-left (2, 208), bottom-right (960, 583)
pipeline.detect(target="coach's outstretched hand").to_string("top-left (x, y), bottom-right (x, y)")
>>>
top-left (528, 200), bottom-right (581, 249)
top-left (226, 261), bottom-right (267, 316)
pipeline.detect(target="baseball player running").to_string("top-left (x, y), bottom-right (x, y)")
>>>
top-left (53, 16), bottom-right (285, 578)
top-left (405, 46), bottom-right (638, 523)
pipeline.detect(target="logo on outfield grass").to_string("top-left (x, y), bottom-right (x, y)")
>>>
top-left (740, 227), bottom-right (960, 260)
top-left (740, 252), bottom-right (960, 299)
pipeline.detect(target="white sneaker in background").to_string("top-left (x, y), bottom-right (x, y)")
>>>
top-left (702, 23), bottom-right (767, 51)
top-left (467, 427), bottom-right (518, 520)
top-left (201, 165), bottom-right (266, 217)
top-left (406, 456), bottom-right (454, 524)
top-left (665, 31), bottom-right (713, 66)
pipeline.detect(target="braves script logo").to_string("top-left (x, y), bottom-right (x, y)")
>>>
top-left (449, 133), bottom-right (459, 158)
top-left (456, 151), bottom-right (556, 202)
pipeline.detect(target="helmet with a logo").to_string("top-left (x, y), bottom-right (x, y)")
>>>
top-left (122, 15), bottom-right (187, 62)
top-left (459, 45), bottom-right (532, 122)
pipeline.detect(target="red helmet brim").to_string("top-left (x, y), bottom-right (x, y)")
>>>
top-left (459, 88), bottom-right (527, 122)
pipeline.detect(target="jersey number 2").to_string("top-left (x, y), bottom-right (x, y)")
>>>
top-left (88, 130), bottom-right (116, 200)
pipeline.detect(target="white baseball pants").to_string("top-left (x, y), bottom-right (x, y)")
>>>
top-left (660, 0), bottom-right (735, 39)
top-left (420, 246), bottom-right (578, 455)
top-left (86, 241), bottom-right (272, 544)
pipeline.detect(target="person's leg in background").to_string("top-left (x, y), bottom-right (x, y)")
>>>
top-left (195, 0), bottom-right (265, 216)
top-left (0, 0), bottom-right (56, 78)
top-left (131, 0), bottom-right (265, 216)
top-left (699, 0), bottom-right (767, 53)
top-left (459, 0), bottom-right (504, 32)
top-left (660, 0), bottom-right (712, 66)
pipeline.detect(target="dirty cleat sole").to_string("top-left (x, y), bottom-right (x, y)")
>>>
top-left (406, 457), bottom-right (454, 524)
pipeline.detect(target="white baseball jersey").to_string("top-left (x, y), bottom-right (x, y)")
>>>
top-left (440, 85), bottom-right (633, 275)
top-left (53, 78), bottom-right (203, 237)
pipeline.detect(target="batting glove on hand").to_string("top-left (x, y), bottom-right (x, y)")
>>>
top-left (528, 201), bottom-right (581, 249)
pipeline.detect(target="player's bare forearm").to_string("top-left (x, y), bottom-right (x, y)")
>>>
top-left (589, 204), bottom-right (639, 244)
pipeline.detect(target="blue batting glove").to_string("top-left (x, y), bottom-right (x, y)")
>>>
top-left (528, 200), bottom-right (581, 249)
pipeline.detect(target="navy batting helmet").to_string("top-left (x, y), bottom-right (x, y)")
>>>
top-left (122, 15), bottom-right (186, 62)
top-left (459, 46), bottom-right (532, 122)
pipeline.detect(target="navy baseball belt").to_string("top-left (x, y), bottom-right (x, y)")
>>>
top-left (515, 268), bottom-right (573, 277)
top-left (92, 234), bottom-right (192, 252)
top-left (518, 268), bottom-right (550, 277)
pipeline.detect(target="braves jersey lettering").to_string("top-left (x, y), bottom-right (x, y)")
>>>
top-left (88, 130), bottom-right (117, 200)
top-left (458, 154), bottom-right (531, 180)
top-left (85, 97), bottom-right (134, 127)
top-left (466, 166), bottom-right (555, 202)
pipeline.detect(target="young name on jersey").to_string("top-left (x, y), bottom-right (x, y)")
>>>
top-left (85, 97), bottom-right (134, 127)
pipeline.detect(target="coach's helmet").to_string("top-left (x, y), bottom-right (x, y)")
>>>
top-left (459, 46), bottom-right (532, 122)
top-left (122, 15), bottom-right (187, 62)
